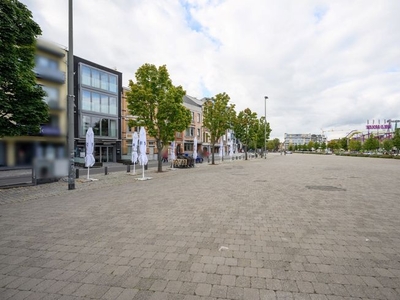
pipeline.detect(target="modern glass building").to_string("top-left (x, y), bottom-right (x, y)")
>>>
top-left (73, 57), bottom-right (122, 163)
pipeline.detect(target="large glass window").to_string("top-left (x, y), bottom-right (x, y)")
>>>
top-left (92, 93), bottom-right (100, 112)
top-left (109, 76), bottom-right (117, 93)
top-left (82, 116), bottom-right (90, 134)
top-left (81, 65), bottom-right (91, 86)
top-left (101, 95), bottom-right (109, 114)
top-left (110, 120), bottom-right (117, 137)
top-left (92, 117), bottom-right (101, 136)
top-left (82, 90), bottom-right (91, 111)
top-left (101, 119), bottom-right (109, 136)
top-left (100, 72), bottom-right (109, 91)
top-left (92, 69), bottom-right (100, 89)
top-left (109, 97), bottom-right (117, 115)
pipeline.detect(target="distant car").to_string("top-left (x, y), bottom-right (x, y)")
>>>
top-left (286, 151), bottom-right (292, 154)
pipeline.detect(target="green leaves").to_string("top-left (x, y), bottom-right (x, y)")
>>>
top-left (0, 0), bottom-right (48, 137)
top-left (126, 64), bottom-right (191, 171)
top-left (202, 92), bottom-right (235, 164)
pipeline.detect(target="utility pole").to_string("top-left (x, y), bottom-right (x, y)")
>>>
top-left (264, 96), bottom-right (268, 158)
top-left (67, 0), bottom-right (75, 190)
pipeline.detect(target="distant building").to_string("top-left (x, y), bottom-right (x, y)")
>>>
top-left (284, 133), bottom-right (326, 149)
top-left (73, 56), bottom-right (122, 163)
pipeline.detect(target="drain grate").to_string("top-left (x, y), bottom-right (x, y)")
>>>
top-left (306, 185), bottom-right (346, 191)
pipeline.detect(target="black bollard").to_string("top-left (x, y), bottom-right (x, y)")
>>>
top-left (127, 164), bottom-right (130, 173)
top-left (104, 166), bottom-right (108, 175)
top-left (76, 168), bottom-right (79, 179)
top-left (145, 164), bottom-right (148, 170)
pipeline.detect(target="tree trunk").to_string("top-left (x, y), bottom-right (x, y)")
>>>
top-left (211, 144), bottom-right (215, 164)
top-left (156, 139), bottom-right (163, 172)
top-left (245, 145), bottom-right (248, 160)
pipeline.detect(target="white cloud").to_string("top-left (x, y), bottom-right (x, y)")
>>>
top-left (21, 0), bottom-right (400, 140)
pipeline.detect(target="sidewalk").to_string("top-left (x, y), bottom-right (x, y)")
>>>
top-left (0, 154), bottom-right (399, 300)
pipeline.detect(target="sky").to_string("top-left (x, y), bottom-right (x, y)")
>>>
top-left (21, 0), bottom-right (400, 141)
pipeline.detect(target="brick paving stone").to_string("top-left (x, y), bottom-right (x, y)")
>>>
top-left (116, 288), bottom-right (139, 300)
top-left (227, 286), bottom-right (244, 300)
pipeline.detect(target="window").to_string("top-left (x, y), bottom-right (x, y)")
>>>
top-left (184, 143), bottom-right (193, 151)
top-left (41, 86), bottom-right (59, 107)
top-left (127, 121), bottom-right (132, 132)
top-left (101, 119), bottom-right (109, 136)
top-left (81, 65), bottom-right (91, 86)
top-left (109, 76), bottom-right (117, 93)
top-left (176, 132), bottom-right (181, 138)
top-left (35, 55), bottom-right (58, 70)
top-left (110, 120), bottom-right (117, 137)
top-left (92, 117), bottom-right (101, 136)
top-left (92, 93), bottom-right (100, 112)
top-left (197, 113), bottom-right (200, 123)
top-left (100, 72), bottom-right (109, 90)
top-left (190, 127), bottom-right (194, 136)
top-left (82, 90), bottom-right (91, 111)
top-left (82, 116), bottom-right (90, 134)
top-left (101, 95), bottom-right (109, 114)
top-left (197, 128), bottom-right (200, 137)
top-left (191, 112), bottom-right (195, 122)
top-left (92, 69), bottom-right (100, 88)
top-left (80, 64), bottom-right (118, 94)
top-left (109, 97), bottom-right (117, 115)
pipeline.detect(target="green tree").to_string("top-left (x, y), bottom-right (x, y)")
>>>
top-left (233, 108), bottom-right (258, 160)
top-left (251, 116), bottom-right (271, 153)
top-left (127, 64), bottom-right (191, 172)
top-left (288, 144), bottom-right (293, 151)
top-left (0, 0), bottom-right (48, 137)
top-left (321, 142), bottom-right (327, 151)
top-left (266, 140), bottom-right (275, 151)
top-left (203, 93), bottom-right (236, 164)
top-left (314, 142), bottom-right (320, 151)
top-left (348, 139), bottom-right (362, 152)
top-left (383, 139), bottom-right (393, 153)
top-left (339, 138), bottom-right (348, 150)
top-left (392, 129), bottom-right (400, 155)
top-left (307, 141), bottom-right (314, 151)
top-left (327, 140), bottom-right (338, 151)
top-left (363, 134), bottom-right (379, 152)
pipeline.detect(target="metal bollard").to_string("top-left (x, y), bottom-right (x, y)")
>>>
top-left (127, 164), bottom-right (130, 172)
top-left (76, 168), bottom-right (79, 179)
top-left (145, 164), bottom-right (148, 170)
top-left (104, 166), bottom-right (108, 175)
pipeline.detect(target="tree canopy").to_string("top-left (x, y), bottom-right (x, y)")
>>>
top-left (0, 0), bottom-right (48, 137)
top-left (392, 129), bottom-right (400, 154)
top-left (127, 64), bottom-right (191, 172)
top-left (363, 134), bottom-right (379, 151)
top-left (202, 93), bottom-right (235, 164)
top-left (233, 108), bottom-right (258, 160)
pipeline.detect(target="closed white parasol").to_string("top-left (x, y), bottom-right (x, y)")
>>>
top-left (138, 127), bottom-right (150, 180)
top-left (131, 131), bottom-right (138, 174)
top-left (85, 127), bottom-right (95, 180)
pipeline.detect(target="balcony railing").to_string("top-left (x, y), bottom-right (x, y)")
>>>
top-left (34, 67), bottom-right (65, 84)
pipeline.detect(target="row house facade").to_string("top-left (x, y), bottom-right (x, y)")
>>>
top-left (0, 39), bottom-right (68, 167)
top-left (73, 56), bottom-right (123, 163)
top-left (0, 40), bottom-right (236, 167)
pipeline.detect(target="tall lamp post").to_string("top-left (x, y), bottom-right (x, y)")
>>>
top-left (67, 0), bottom-right (75, 190)
top-left (264, 96), bottom-right (268, 159)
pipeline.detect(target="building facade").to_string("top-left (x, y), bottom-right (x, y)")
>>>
top-left (73, 57), bottom-right (122, 163)
top-left (284, 133), bottom-right (327, 150)
top-left (0, 40), bottom-right (68, 167)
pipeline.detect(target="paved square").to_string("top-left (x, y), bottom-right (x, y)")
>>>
top-left (0, 153), bottom-right (399, 299)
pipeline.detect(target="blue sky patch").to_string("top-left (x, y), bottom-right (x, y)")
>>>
top-left (313, 5), bottom-right (328, 23)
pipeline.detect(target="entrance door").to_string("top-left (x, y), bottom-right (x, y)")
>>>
top-left (100, 146), bottom-right (114, 162)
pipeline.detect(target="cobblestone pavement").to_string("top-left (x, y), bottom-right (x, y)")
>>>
top-left (0, 154), bottom-right (399, 300)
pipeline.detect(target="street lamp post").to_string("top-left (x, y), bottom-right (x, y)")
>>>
top-left (264, 96), bottom-right (268, 158)
top-left (67, 0), bottom-right (75, 190)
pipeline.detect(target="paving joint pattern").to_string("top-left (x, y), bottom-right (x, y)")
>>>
top-left (0, 153), bottom-right (399, 300)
